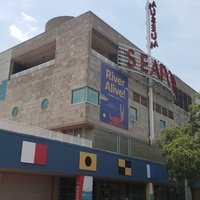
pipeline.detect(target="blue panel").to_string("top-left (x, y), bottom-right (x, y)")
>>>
top-left (100, 63), bottom-right (128, 130)
top-left (0, 79), bottom-right (8, 101)
top-left (82, 192), bottom-right (92, 200)
top-left (0, 129), bottom-right (170, 184)
top-left (150, 165), bottom-right (157, 179)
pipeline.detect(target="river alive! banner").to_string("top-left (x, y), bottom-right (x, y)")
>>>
top-left (100, 63), bottom-right (128, 130)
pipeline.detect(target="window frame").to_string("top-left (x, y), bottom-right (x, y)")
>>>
top-left (72, 87), bottom-right (86, 104)
top-left (72, 87), bottom-right (99, 106)
top-left (41, 98), bottom-right (49, 110)
top-left (160, 120), bottom-right (166, 129)
top-left (12, 106), bottom-right (19, 117)
top-left (130, 106), bottom-right (137, 123)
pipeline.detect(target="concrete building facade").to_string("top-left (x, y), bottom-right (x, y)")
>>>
top-left (0, 11), bottom-right (197, 199)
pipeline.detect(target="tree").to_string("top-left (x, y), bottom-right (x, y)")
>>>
top-left (159, 94), bottom-right (200, 200)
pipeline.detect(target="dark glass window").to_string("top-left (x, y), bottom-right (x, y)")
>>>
top-left (183, 92), bottom-right (188, 111)
top-left (174, 88), bottom-right (192, 112)
top-left (141, 96), bottom-right (148, 107)
top-left (162, 107), bottom-right (168, 116)
top-left (155, 104), bottom-right (161, 113)
top-left (133, 92), bottom-right (140, 103)
top-left (168, 110), bottom-right (174, 119)
top-left (178, 89), bottom-right (183, 108)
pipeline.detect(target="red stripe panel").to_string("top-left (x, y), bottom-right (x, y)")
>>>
top-left (75, 176), bottom-right (84, 200)
top-left (34, 143), bottom-right (48, 165)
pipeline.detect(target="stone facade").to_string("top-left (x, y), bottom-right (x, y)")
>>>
top-left (0, 11), bottom-right (197, 162)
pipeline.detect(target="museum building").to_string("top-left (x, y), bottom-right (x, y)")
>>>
top-left (0, 11), bottom-right (197, 200)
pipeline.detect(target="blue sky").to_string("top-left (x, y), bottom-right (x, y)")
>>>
top-left (0, 0), bottom-right (200, 92)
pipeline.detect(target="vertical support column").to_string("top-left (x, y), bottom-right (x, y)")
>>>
top-left (75, 175), bottom-right (93, 200)
top-left (146, 182), bottom-right (154, 200)
top-left (148, 81), bottom-right (154, 145)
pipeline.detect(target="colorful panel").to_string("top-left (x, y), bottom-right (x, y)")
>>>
top-left (118, 159), bottom-right (132, 176)
top-left (20, 141), bottom-right (48, 165)
top-left (147, 164), bottom-right (157, 179)
top-left (79, 152), bottom-right (97, 171)
top-left (100, 62), bottom-right (129, 130)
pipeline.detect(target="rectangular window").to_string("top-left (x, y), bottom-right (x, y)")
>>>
top-left (174, 88), bottom-right (192, 112)
top-left (72, 88), bottom-right (85, 104)
top-left (130, 107), bottom-right (137, 122)
top-left (87, 87), bottom-right (99, 105)
top-left (92, 29), bottom-right (118, 64)
top-left (160, 120), bottom-right (166, 129)
top-left (72, 87), bottom-right (99, 105)
top-left (162, 107), bottom-right (168, 116)
top-left (183, 92), bottom-right (188, 111)
top-left (155, 103), bottom-right (161, 113)
top-left (178, 89), bottom-right (183, 108)
top-left (133, 92), bottom-right (140, 103)
top-left (141, 96), bottom-right (148, 107)
top-left (168, 110), bottom-right (174, 119)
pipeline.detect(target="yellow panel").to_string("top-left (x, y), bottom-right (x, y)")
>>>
top-left (118, 159), bottom-right (125, 167)
top-left (79, 151), bottom-right (97, 171)
top-left (125, 168), bottom-right (132, 176)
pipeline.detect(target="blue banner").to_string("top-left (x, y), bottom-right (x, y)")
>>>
top-left (100, 63), bottom-right (128, 130)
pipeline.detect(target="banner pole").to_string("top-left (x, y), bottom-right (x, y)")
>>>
top-left (146, 0), bottom-right (154, 145)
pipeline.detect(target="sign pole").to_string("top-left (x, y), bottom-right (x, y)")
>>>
top-left (146, 0), bottom-right (154, 145)
top-left (146, 1), bottom-right (154, 199)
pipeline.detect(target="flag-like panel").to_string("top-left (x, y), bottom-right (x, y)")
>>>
top-left (20, 141), bottom-right (48, 165)
top-left (118, 159), bottom-right (132, 176)
top-left (79, 152), bottom-right (97, 171)
top-left (146, 164), bottom-right (157, 179)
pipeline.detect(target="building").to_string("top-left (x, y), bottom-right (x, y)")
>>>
top-left (0, 11), bottom-right (197, 200)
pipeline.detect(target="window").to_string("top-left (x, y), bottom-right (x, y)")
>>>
top-left (168, 110), bottom-right (174, 119)
top-left (155, 103), bottom-right (161, 113)
top-left (92, 29), bottom-right (118, 64)
top-left (74, 128), bottom-right (82, 138)
top-left (174, 88), bottom-right (192, 111)
top-left (160, 120), bottom-right (166, 129)
top-left (130, 107), bottom-right (137, 122)
top-left (72, 87), bottom-right (99, 105)
top-left (162, 107), bottom-right (168, 116)
top-left (72, 88), bottom-right (85, 104)
top-left (133, 92), bottom-right (140, 103)
top-left (41, 99), bottom-right (49, 110)
top-left (141, 96), bottom-right (148, 107)
top-left (88, 87), bottom-right (99, 105)
top-left (11, 42), bottom-right (56, 75)
top-left (12, 106), bottom-right (19, 117)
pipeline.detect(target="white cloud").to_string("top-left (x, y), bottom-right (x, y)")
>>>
top-left (8, 11), bottom-right (40, 42)
top-left (9, 24), bottom-right (28, 41)
top-left (21, 11), bottom-right (36, 22)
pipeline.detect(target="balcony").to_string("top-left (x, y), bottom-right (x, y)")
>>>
top-left (11, 59), bottom-right (55, 79)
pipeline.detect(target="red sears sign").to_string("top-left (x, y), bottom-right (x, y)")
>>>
top-left (118, 44), bottom-right (177, 94)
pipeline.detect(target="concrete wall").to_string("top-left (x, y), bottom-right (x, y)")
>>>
top-left (0, 11), bottom-right (197, 145)
top-left (0, 12), bottom-right (91, 130)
